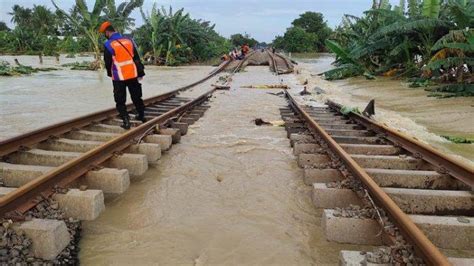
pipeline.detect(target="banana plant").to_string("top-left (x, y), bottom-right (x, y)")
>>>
top-left (103, 0), bottom-right (144, 33)
top-left (141, 3), bottom-right (165, 64)
top-left (52, 0), bottom-right (142, 69)
top-left (141, 5), bottom-right (198, 66)
top-left (52, 0), bottom-right (106, 69)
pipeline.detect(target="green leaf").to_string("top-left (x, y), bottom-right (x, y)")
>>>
top-left (323, 63), bottom-right (363, 80)
top-left (422, 0), bottom-right (440, 18)
top-left (432, 29), bottom-right (472, 51)
top-left (372, 18), bottom-right (450, 39)
top-left (340, 106), bottom-right (362, 115)
top-left (325, 39), bottom-right (355, 64)
top-left (425, 84), bottom-right (474, 98)
top-left (441, 135), bottom-right (473, 144)
top-left (425, 57), bottom-right (474, 70)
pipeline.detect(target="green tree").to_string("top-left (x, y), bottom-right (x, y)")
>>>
top-left (292, 11), bottom-right (332, 50)
top-left (8, 5), bottom-right (33, 29)
top-left (6, 5), bottom-right (59, 55)
top-left (32, 5), bottom-right (58, 35)
top-left (272, 11), bottom-right (332, 52)
top-left (0, 22), bottom-right (9, 32)
top-left (279, 26), bottom-right (318, 53)
top-left (104, 0), bottom-right (144, 33)
top-left (229, 33), bottom-right (258, 47)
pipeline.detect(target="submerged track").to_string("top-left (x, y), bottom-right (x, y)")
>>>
top-left (0, 59), bottom-right (232, 218)
top-left (282, 91), bottom-right (473, 265)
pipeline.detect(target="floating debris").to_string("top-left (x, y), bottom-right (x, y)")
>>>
top-left (299, 86), bottom-right (311, 95)
top-left (340, 105), bottom-right (361, 115)
top-left (211, 84), bottom-right (230, 90)
top-left (266, 91), bottom-right (285, 96)
top-left (241, 84), bottom-right (289, 89)
top-left (61, 61), bottom-right (100, 71)
top-left (0, 60), bottom-right (57, 76)
top-left (254, 118), bottom-right (272, 126)
top-left (441, 135), bottom-right (473, 144)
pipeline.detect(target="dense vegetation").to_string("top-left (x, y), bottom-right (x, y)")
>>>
top-left (229, 33), bottom-right (259, 48)
top-left (0, 0), bottom-right (237, 68)
top-left (0, 4), bottom-right (91, 56)
top-left (323, 0), bottom-right (473, 97)
top-left (137, 5), bottom-right (232, 66)
top-left (273, 12), bottom-right (332, 53)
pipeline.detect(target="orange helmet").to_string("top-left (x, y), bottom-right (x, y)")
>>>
top-left (99, 21), bottom-right (112, 33)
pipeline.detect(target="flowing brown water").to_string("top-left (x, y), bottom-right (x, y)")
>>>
top-left (293, 54), bottom-right (474, 163)
top-left (79, 67), bottom-right (363, 264)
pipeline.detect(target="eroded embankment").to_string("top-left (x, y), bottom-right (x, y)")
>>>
top-left (291, 55), bottom-right (474, 163)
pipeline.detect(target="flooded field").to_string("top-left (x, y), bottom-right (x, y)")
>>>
top-left (0, 55), bottom-right (214, 140)
top-left (78, 67), bottom-right (363, 264)
top-left (292, 54), bottom-right (474, 163)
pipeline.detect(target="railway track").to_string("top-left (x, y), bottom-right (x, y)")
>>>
top-left (267, 50), bottom-right (294, 75)
top-left (281, 91), bottom-right (473, 265)
top-left (0, 59), bottom-right (239, 262)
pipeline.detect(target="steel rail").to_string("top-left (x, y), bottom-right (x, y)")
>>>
top-left (266, 49), bottom-right (279, 74)
top-left (285, 91), bottom-right (450, 265)
top-left (326, 100), bottom-right (474, 188)
top-left (274, 52), bottom-right (292, 71)
top-left (0, 87), bottom-right (217, 217)
top-left (266, 50), bottom-right (293, 75)
top-left (0, 59), bottom-right (231, 157)
top-left (231, 50), bottom-right (256, 74)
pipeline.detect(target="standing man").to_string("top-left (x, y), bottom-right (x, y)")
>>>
top-left (99, 21), bottom-right (146, 130)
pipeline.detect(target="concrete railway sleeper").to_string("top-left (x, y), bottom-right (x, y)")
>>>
top-left (0, 95), bottom-right (214, 261)
top-left (0, 60), bottom-right (234, 262)
top-left (281, 91), bottom-right (473, 265)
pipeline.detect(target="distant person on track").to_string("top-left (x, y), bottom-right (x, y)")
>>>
top-left (221, 54), bottom-right (230, 62)
top-left (231, 49), bottom-right (239, 60)
top-left (242, 44), bottom-right (250, 55)
top-left (99, 21), bottom-right (146, 130)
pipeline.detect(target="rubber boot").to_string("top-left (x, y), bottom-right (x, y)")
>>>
top-left (121, 116), bottom-right (131, 130)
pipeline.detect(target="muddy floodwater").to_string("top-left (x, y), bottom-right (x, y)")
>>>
top-left (293, 54), bottom-right (474, 163)
top-left (79, 66), bottom-right (363, 264)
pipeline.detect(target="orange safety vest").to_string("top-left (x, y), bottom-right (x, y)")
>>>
top-left (109, 38), bottom-right (138, 81)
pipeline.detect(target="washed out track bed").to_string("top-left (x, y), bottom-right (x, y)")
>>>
top-left (280, 91), bottom-right (473, 265)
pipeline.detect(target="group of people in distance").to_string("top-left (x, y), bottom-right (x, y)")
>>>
top-left (221, 44), bottom-right (250, 61)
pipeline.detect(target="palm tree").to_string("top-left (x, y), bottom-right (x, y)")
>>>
top-left (8, 5), bottom-right (32, 29)
top-left (104, 0), bottom-right (144, 33)
top-left (32, 5), bottom-right (57, 35)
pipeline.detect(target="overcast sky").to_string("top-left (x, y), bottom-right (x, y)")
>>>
top-left (0, 0), bottom-right (399, 42)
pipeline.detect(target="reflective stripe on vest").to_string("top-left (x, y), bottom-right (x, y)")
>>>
top-left (110, 39), bottom-right (138, 81)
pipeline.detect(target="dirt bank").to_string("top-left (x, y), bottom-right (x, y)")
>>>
top-left (288, 55), bottom-right (473, 164)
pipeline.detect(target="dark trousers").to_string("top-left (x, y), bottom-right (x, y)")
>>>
top-left (112, 78), bottom-right (145, 119)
